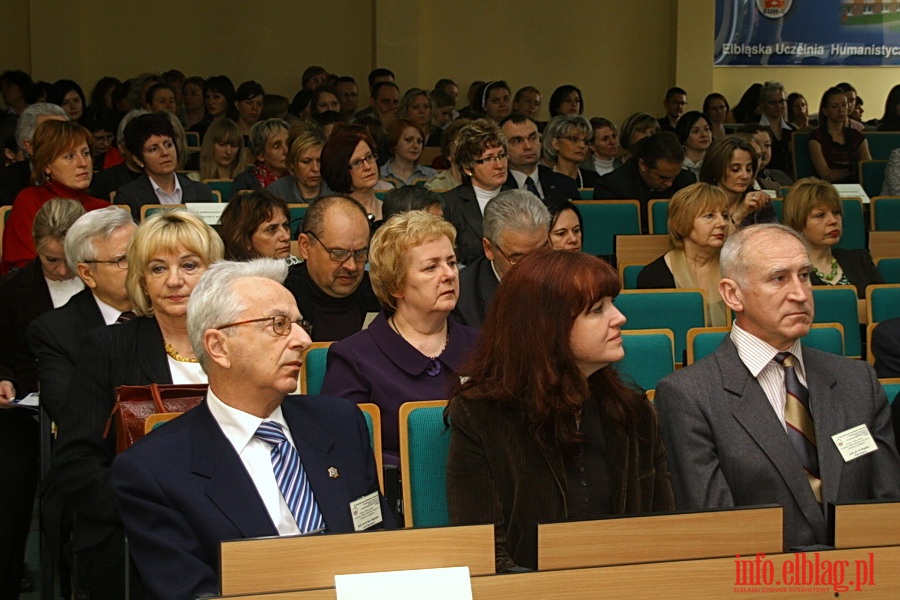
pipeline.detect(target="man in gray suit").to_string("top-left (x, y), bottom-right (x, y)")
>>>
top-left (656, 223), bottom-right (900, 550)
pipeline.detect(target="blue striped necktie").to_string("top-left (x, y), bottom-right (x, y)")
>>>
top-left (774, 352), bottom-right (822, 504)
top-left (254, 420), bottom-right (325, 533)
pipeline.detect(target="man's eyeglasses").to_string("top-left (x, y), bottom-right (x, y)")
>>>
top-left (83, 255), bottom-right (128, 269)
top-left (348, 152), bottom-right (378, 170)
top-left (304, 230), bottom-right (369, 263)
top-left (217, 315), bottom-right (313, 336)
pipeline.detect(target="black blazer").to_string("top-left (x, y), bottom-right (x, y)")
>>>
top-left (872, 317), bottom-right (900, 379)
top-left (442, 180), bottom-right (516, 266)
top-left (505, 165), bottom-right (580, 205)
top-left (0, 159), bottom-right (31, 206)
top-left (593, 160), bottom-right (696, 233)
top-left (48, 316), bottom-right (172, 548)
top-left (28, 287), bottom-right (106, 420)
top-left (0, 258), bottom-right (54, 393)
top-left (451, 257), bottom-right (499, 328)
top-left (636, 254), bottom-right (676, 289)
top-left (114, 173), bottom-right (214, 220)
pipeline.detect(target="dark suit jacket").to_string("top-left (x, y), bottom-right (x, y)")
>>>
top-left (872, 317), bottom-right (900, 379)
top-left (89, 162), bottom-right (143, 202)
top-left (451, 257), bottom-right (499, 328)
top-left (812, 248), bottom-right (883, 299)
top-left (28, 288), bottom-right (106, 420)
top-left (655, 337), bottom-right (900, 550)
top-left (48, 316), bottom-right (171, 548)
top-left (505, 165), bottom-right (580, 205)
top-left (593, 160), bottom-right (696, 233)
top-left (0, 258), bottom-right (54, 392)
top-left (446, 392), bottom-right (674, 571)
top-left (114, 173), bottom-right (214, 220)
top-left (112, 395), bottom-right (392, 599)
top-left (0, 159), bottom-right (30, 206)
top-left (636, 254), bottom-right (675, 289)
top-left (441, 180), bottom-right (516, 266)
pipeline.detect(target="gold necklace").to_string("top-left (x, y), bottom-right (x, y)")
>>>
top-left (165, 342), bottom-right (199, 363)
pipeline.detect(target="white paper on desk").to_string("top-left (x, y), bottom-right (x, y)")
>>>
top-left (833, 184), bottom-right (870, 204)
top-left (335, 566), bottom-right (472, 600)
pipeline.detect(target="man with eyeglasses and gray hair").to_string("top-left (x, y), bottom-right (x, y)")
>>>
top-left (452, 188), bottom-right (550, 327)
top-left (111, 258), bottom-right (392, 598)
top-left (284, 195), bottom-right (380, 341)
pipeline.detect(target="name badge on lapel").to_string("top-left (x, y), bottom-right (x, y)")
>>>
top-left (832, 424), bottom-right (878, 462)
top-left (350, 491), bottom-right (383, 531)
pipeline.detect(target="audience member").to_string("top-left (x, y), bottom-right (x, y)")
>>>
top-left (379, 117), bottom-right (437, 188)
top-left (547, 84), bottom-right (583, 117)
top-left (512, 86), bottom-right (541, 120)
top-left (116, 113), bottom-right (214, 220)
top-left (675, 110), bottom-right (712, 177)
top-left (233, 80), bottom-right (265, 138)
top-left (50, 79), bottom-right (86, 123)
top-left (593, 131), bottom-right (695, 232)
top-left (447, 249), bottom-right (675, 571)
top-left (219, 190), bottom-right (294, 263)
top-left (198, 118), bottom-right (247, 181)
top-left (89, 109), bottom-right (148, 201)
top-left (188, 75), bottom-right (235, 142)
top-left (699, 134), bottom-right (774, 231)
top-left (808, 87), bottom-right (871, 184)
top-left (145, 82), bottom-right (176, 114)
top-left (0, 198), bottom-right (84, 598)
top-left (877, 84), bottom-right (900, 131)
top-left (321, 211), bottom-right (478, 463)
top-left (787, 92), bottom-right (812, 130)
top-left (112, 258), bottom-right (392, 599)
top-left (285, 195), bottom-right (380, 341)
top-left (547, 200), bottom-right (583, 251)
top-left (737, 123), bottom-right (794, 190)
top-left (333, 76), bottom-right (360, 118)
top-left (479, 81), bottom-right (513, 123)
top-left (703, 92), bottom-right (730, 139)
top-left (232, 118), bottom-right (290, 194)
top-left (542, 114), bottom-right (598, 189)
top-left (658, 86), bottom-right (687, 132)
top-left (656, 223), bottom-right (900, 551)
top-left (49, 210), bottom-right (223, 598)
top-left (0, 102), bottom-right (67, 205)
top-left (618, 112), bottom-right (659, 160)
top-left (452, 189), bottom-right (549, 327)
top-left (872, 317), bottom-right (900, 379)
top-left (381, 185), bottom-right (443, 221)
top-left (637, 183), bottom-right (729, 325)
top-left (756, 81), bottom-right (795, 175)
top-left (2, 120), bottom-right (109, 273)
top-left (321, 128), bottom-right (385, 221)
top-left (267, 127), bottom-right (327, 203)
top-left (783, 177), bottom-right (881, 298)
top-left (587, 117), bottom-right (622, 177)
top-left (501, 114), bottom-right (578, 203)
top-left (180, 76), bottom-right (206, 129)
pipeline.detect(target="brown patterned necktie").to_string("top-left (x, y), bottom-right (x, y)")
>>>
top-left (774, 351), bottom-right (822, 504)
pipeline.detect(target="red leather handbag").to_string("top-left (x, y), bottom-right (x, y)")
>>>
top-left (105, 383), bottom-right (207, 453)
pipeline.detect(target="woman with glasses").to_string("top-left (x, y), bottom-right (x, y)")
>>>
top-left (440, 119), bottom-right (511, 265)
top-left (321, 211), bottom-right (478, 464)
top-left (808, 87), bottom-right (872, 184)
top-left (49, 210), bottom-right (223, 596)
top-left (756, 81), bottom-right (796, 175)
top-left (321, 127), bottom-right (385, 223)
top-left (446, 250), bottom-right (674, 572)
top-left (542, 114), bottom-right (598, 189)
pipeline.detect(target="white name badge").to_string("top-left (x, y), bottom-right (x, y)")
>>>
top-left (832, 424), bottom-right (878, 462)
top-left (349, 491), bottom-right (383, 531)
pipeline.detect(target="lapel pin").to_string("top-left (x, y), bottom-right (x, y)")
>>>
top-left (328, 466), bottom-right (340, 478)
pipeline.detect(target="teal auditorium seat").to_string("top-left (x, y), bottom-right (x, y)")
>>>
top-left (686, 327), bottom-right (729, 364)
top-left (792, 131), bottom-right (813, 179)
top-left (811, 287), bottom-right (861, 357)
top-left (864, 132), bottom-right (900, 160)
top-left (880, 380), bottom-right (900, 405)
top-left (302, 345), bottom-right (330, 395)
top-left (648, 199), bottom-right (669, 234)
top-left (617, 330), bottom-right (675, 391)
top-left (288, 203), bottom-right (309, 238)
top-left (793, 132), bottom-right (900, 180)
top-left (772, 199), bottom-right (783, 222)
top-left (871, 197), bottom-right (900, 231)
top-left (803, 323), bottom-right (845, 356)
top-left (867, 284), bottom-right (900, 323)
top-left (616, 289), bottom-right (706, 363)
top-left (574, 200), bottom-right (641, 257)
top-left (836, 198), bottom-right (865, 250)
top-left (400, 401), bottom-right (450, 527)
top-left (203, 179), bottom-right (234, 202)
top-left (876, 258), bottom-right (900, 283)
top-left (860, 160), bottom-right (887, 198)
top-left (687, 323), bottom-right (846, 364)
top-left (623, 264), bottom-right (643, 289)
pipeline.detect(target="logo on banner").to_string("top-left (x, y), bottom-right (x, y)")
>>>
top-left (757, 0), bottom-right (792, 19)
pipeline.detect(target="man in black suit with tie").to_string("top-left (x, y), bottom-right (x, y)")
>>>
top-left (500, 114), bottom-right (579, 205)
top-left (112, 259), bottom-right (392, 599)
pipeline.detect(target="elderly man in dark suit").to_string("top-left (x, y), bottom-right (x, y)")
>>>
top-left (451, 189), bottom-right (549, 327)
top-left (112, 259), bottom-right (392, 599)
top-left (29, 207), bottom-right (137, 419)
top-left (656, 224), bottom-right (900, 551)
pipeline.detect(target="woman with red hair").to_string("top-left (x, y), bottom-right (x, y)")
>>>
top-left (446, 250), bottom-right (674, 572)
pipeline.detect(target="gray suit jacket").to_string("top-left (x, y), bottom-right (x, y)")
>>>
top-left (655, 337), bottom-right (900, 550)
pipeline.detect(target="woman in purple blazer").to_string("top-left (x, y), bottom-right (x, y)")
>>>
top-left (320, 209), bottom-right (478, 464)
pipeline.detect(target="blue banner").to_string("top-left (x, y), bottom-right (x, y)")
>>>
top-left (715, 0), bottom-right (900, 66)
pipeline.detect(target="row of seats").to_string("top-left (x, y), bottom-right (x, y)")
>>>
top-left (791, 130), bottom-right (900, 180)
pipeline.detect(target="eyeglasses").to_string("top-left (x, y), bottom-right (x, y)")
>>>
top-left (304, 230), bottom-right (369, 263)
top-left (83, 255), bottom-right (128, 269)
top-left (217, 314), bottom-right (314, 337)
top-left (348, 152), bottom-right (378, 170)
top-left (473, 151), bottom-right (507, 165)
top-left (559, 135), bottom-right (588, 145)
